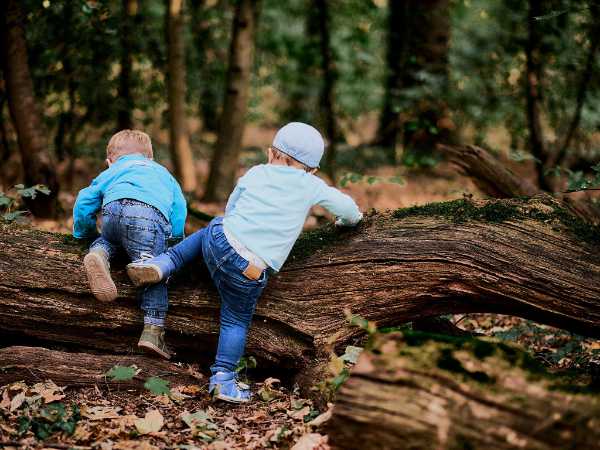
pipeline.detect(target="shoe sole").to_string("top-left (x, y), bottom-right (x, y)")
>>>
top-left (138, 340), bottom-right (171, 360)
top-left (84, 253), bottom-right (118, 302)
top-left (214, 393), bottom-right (250, 403)
top-left (126, 264), bottom-right (162, 287)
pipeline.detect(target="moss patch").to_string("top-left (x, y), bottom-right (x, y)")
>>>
top-left (288, 224), bottom-right (351, 261)
top-left (393, 198), bottom-right (600, 246)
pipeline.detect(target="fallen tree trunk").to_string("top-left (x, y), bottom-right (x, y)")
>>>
top-left (442, 143), bottom-right (600, 225)
top-left (327, 332), bottom-right (600, 450)
top-left (0, 197), bottom-right (599, 371)
top-left (0, 346), bottom-right (199, 389)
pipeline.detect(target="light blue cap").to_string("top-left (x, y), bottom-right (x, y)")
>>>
top-left (272, 122), bottom-right (324, 168)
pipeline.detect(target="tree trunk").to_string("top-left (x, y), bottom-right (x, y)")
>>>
top-left (117, 0), bottom-right (137, 131)
top-left (525, 0), bottom-right (551, 191)
top-left (313, 0), bottom-right (337, 181)
top-left (167, 0), bottom-right (197, 194)
top-left (442, 143), bottom-right (600, 225)
top-left (0, 198), bottom-right (599, 373)
top-left (376, 0), bottom-right (452, 163)
top-left (0, 0), bottom-right (59, 218)
top-left (0, 346), bottom-right (199, 389)
top-left (327, 332), bottom-right (600, 450)
top-left (203, 0), bottom-right (260, 202)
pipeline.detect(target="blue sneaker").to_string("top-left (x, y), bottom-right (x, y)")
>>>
top-left (126, 252), bottom-right (175, 287)
top-left (209, 371), bottom-right (251, 403)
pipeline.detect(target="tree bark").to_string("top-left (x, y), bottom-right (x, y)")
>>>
top-left (0, 198), bottom-right (599, 372)
top-left (167, 0), bottom-right (197, 194)
top-left (116, 0), bottom-right (137, 131)
top-left (525, 0), bottom-right (552, 191)
top-left (0, 0), bottom-right (60, 217)
top-left (327, 332), bottom-right (600, 450)
top-left (313, 0), bottom-right (337, 181)
top-left (442, 144), bottom-right (539, 198)
top-left (376, 0), bottom-right (452, 163)
top-left (203, 0), bottom-right (260, 202)
top-left (0, 346), bottom-right (199, 389)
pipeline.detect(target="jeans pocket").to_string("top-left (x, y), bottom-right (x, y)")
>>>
top-left (125, 222), bottom-right (157, 255)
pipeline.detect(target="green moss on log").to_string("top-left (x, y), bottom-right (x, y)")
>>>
top-left (393, 198), bottom-right (600, 245)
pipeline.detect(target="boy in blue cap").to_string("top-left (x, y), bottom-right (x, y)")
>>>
top-left (126, 122), bottom-right (362, 402)
top-left (73, 129), bottom-right (187, 359)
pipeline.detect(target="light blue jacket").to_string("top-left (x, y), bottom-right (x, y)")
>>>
top-left (223, 164), bottom-right (362, 271)
top-left (73, 154), bottom-right (187, 239)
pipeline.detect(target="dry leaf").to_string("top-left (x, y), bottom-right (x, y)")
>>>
top-left (9, 391), bottom-right (25, 411)
top-left (288, 405), bottom-right (311, 420)
top-left (291, 433), bottom-right (330, 450)
top-left (114, 440), bottom-right (159, 450)
top-left (31, 381), bottom-right (65, 403)
top-left (307, 408), bottom-right (332, 427)
top-left (134, 409), bottom-right (164, 435)
top-left (179, 384), bottom-right (202, 395)
top-left (0, 389), bottom-right (11, 410)
top-left (81, 406), bottom-right (122, 420)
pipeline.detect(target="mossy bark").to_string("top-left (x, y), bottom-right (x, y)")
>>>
top-left (0, 198), bottom-right (599, 374)
top-left (327, 332), bottom-right (600, 450)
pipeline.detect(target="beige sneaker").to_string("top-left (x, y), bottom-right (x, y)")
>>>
top-left (138, 324), bottom-right (171, 360)
top-left (83, 248), bottom-right (118, 302)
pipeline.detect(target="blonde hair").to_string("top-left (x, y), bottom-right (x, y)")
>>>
top-left (107, 129), bottom-right (153, 161)
top-left (269, 146), bottom-right (312, 172)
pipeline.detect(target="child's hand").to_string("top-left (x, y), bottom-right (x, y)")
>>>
top-left (335, 212), bottom-right (363, 227)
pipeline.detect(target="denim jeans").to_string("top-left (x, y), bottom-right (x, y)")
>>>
top-left (90, 199), bottom-right (172, 321)
top-left (166, 217), bottom-right (268, 373)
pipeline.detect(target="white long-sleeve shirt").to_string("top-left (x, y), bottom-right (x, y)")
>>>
top-left (223, 164), bottom-right (362, 271)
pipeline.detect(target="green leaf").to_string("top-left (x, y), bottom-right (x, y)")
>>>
top-left (2, 211), bottom-right (27, 222)
top-left (341, 345), bottom-right (363, 364)
top-left (105, 365), bottom-right (137, 381)
top-left (144, 376), bottom-right (171, 395)
top-left (16, 184), bottom-right (51, 200)
top-left (235, 355), bottom-right (257, 372)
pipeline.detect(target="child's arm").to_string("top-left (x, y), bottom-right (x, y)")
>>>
top-left (73, 179), bottom-right (103, 239)
top-left (170, 180), bottom-right (187, 239)
top-left (315, 182), bottom-right (363, 226)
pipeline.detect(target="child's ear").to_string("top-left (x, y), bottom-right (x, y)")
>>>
top-left (267, 147), bottom-right (273, 163)
top-left (106, 158), bottom-right (112, 167)
top-left (309, 168), bottom-right (318, 175)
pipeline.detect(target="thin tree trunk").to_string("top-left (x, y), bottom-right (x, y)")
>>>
top-left (314, 0), bottom-right (337, 181)
top-left (376, 0), bottom-right (407, 163)
top-left (0, 198), bottom-right (599, 373)
top-left (328, 332), bottom-right (600, 450)
top-left (203, 0), bottom-right (260, 202)
top-left (376, 0), bottom-right (452, 163)
top-left (0, 0), bottom-right (59, 217)
top-left (0, 86), bottom-right (11, 164)
top-left (117, 0), bottom-right (136, 130)
top-left (525, 0), bottom-right (552, 191)
top-left (167, 0), bottom-right (197, 194)
top-left (554, 1), bottom-right (600, 168)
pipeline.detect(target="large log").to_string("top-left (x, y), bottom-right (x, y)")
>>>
top-left (0, 197), bottom-right (599, 371)
top-left (0, 346), bottom-right (199, 389)
top-left (327, 332), bottom-right (600, 450)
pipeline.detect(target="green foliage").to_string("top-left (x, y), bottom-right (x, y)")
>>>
top-left (18, 403), bottom-right (80, 440)
top-left (0, 184), bottom-right (51, 223)
top-left (339, 172), bottom-right (404, 188)
top-left (144, 376), bottom-right (171, 396)
top-left (235, 355), bottom-right (257, 373)
top-left (104, 365), bottom-right (137, 382)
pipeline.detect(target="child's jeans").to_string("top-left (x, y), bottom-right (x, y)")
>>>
top-left (90, 199), bottom-right (172, 323)
top-left (166, 217), bottom-right (268, 373)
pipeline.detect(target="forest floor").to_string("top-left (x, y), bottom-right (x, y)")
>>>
top-left (1, 314), bottom-right (598, 450)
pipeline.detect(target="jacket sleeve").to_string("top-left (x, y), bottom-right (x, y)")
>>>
top-left (314, 181), bottom-right (363, 226)
top-left (73, 178), bottom-right (103, 239)
top-left (170, 179), bottom-right (188, 239)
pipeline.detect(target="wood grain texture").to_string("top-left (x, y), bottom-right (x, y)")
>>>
top-left (0, 198), bottom-right (599, 370)
top-left (327, 333), bottom-right (600, 450)
top-left (0, 346), bottom-right (199, 388)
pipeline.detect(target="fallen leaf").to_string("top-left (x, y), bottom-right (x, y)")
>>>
top-left (31, 381), bottom-right (65, 403)
top-left (134, 409), bottom-right (164, 435)
top-left (9, 391), bottom-right (25, 411)
top-left (81, 406), bottom-right (122, 420)
top-left (179, 384), bottom-right (203, 395)
top-left (288, 405), bottom-right (311, 420)
top-left (291, 433), bottom-right (330, 450)
top-left (307, 408), bottom-right (332, 427)
top-left (258, 377), bottom-right (282, 402)
top-left (114, 440), bottom-right (159, 450)
top-left (180, 409), bottom-right (218, 439)
top-left (0, 389), bottom-right (10, 410)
